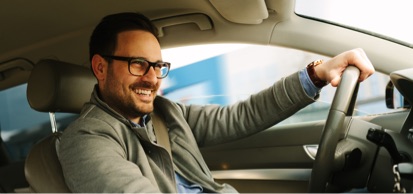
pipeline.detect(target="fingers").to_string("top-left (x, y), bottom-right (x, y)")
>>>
top-left (348, 48), bottom-right (375, 82)
top-left (312, 48), bottom-right (375, 88)
top-left (321, 48), bottom-right (375, 88)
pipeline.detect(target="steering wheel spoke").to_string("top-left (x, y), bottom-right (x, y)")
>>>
top-left (308, 66), bottom-right (361, 193)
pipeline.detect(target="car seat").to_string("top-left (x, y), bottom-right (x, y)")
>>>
top-left (25, 59), bottom-right (96, 192)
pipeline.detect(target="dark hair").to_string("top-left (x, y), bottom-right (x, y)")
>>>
top-left (89, 12), bottom-right (159, 62)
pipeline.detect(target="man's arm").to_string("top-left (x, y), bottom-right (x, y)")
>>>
top-left (183, 71), bottom-right (315, 147)
top-left (181, 48), bottom-right (374, 147)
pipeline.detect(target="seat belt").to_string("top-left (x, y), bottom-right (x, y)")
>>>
top-left (151, 112), bottom-right (172, 159)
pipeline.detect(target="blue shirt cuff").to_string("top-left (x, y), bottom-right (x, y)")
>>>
top-left (299, 68), bottom-right (321, 98)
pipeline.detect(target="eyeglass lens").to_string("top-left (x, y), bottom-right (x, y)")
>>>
top-left (129, 59), bottom-right (169, 78)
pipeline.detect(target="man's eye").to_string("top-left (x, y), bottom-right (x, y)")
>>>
top-left (131, 60), bottom-right (145, 65)
top-left (154, 63), bottom-right (164, 69)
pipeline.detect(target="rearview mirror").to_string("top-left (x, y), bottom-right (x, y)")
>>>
top-left (385, 81), bottom-right (411, 109)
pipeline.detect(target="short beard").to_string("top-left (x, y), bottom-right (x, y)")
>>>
top-left (103, 68), bottom-right (157, 120)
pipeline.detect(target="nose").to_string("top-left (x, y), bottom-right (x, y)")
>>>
top-left (140, 66), bottom-right (158, 83)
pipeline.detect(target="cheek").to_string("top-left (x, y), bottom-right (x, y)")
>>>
top-left (108, 66), bottom-right (132, 85)
top-left (155, 80), bottom-right (162, 91)
top-left (104, 69), bottom-right (126, 93)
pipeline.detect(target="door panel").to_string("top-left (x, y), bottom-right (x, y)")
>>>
top-left (201, 120), bottom-right (324, 192)
top-left (201, 121), bottom-right (324, 170)
top-left (200, 110), bottom-right (409, 192)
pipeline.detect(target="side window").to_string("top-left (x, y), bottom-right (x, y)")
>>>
top-left (0, 84), bottom-right (77, 162)
top-left (161, 44), bottom-right (391, 125)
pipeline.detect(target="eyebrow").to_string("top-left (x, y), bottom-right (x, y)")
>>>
top-left (132, 56), bottom-right (164, 63)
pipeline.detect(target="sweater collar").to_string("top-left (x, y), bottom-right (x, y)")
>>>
top-left (89, 85), bottom-right (157, 143)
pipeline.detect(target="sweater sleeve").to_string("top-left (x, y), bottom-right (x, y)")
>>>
top-left (181, 71), bottom-right (316, 147)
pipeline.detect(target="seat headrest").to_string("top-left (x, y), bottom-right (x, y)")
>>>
top-left (27, 59), bottom-right (96, 113)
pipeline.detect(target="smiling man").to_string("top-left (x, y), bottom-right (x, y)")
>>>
top-left (94, 30), bottom-right (164, 124)
top-left (58, 12), bottom-right (374, 193)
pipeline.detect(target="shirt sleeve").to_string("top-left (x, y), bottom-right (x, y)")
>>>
top-left (299, 68), bottom-right (322, 98)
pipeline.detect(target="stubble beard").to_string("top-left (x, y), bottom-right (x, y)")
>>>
top-left (104, 75), bottom-right (156, 120)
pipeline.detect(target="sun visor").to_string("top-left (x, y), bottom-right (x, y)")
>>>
top-left (209, 0), bottom-right (268, 24)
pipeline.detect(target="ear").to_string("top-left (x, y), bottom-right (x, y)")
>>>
top-left (91, 54), bottom-right (107, 81)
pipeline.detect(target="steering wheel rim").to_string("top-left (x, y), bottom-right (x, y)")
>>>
top-left (308, 66), bottom-right (361, 193)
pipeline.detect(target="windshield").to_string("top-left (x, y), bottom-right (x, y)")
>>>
top-left (161, 44), bottom-right (392, 125)
top-left (295, 0), bottom-right (413, 46)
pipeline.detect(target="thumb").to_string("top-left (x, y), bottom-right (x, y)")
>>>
top-left (330, 76), bottom-right (341, 87)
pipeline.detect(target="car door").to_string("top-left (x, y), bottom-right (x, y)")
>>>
top-left (162, 44), bottom-right (397, 193)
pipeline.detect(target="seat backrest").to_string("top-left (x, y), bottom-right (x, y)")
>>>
top-left (24, 132), bottom-right (70, 193)
top-left (25, 59), bottom-right (96, 192)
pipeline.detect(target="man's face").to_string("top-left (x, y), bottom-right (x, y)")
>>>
top-left (99, 30), bottom-right (162, 123)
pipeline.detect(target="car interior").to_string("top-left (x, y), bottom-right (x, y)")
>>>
top-left (1, 0), bottom-right (413, 193)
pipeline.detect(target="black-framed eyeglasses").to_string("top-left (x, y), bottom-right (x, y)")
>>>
top-left (101, 55), bottom-right (171, 79)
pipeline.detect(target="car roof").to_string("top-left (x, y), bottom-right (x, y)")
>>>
top-left (1, 0), bottom-right (413, 90)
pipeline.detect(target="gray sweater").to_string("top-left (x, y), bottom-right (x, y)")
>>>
top-left (58, 72), bottom-right (315, 193)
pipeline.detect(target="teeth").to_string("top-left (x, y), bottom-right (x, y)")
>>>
top-left (135, 89), bottom-right (151, 95)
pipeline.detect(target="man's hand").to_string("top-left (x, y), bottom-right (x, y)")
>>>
top-left (315, 48), bottom-right (375, 87)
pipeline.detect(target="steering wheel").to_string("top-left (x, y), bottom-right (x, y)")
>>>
top-left (308, 66), bottom-right (361, 192)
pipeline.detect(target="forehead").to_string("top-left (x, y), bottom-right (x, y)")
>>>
top-left (115, 30), bottom-right (162, 60)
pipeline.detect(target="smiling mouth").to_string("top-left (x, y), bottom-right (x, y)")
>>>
top-left (134, 89), bottom-right (152, 96)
